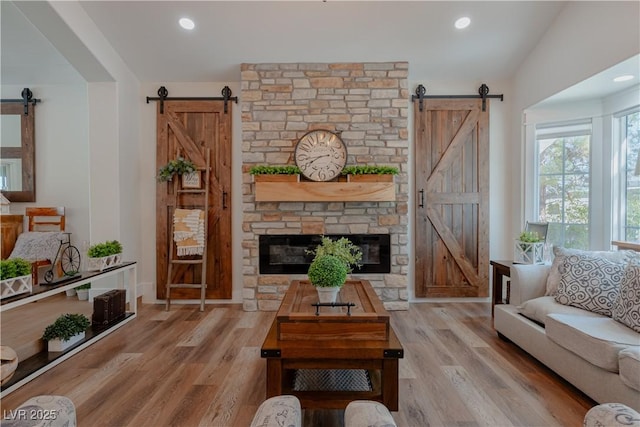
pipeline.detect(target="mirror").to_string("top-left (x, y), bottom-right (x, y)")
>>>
top-left (0, 101), bottom-right (35, 202)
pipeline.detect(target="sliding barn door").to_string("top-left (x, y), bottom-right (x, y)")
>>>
top-left (156, 100), bottom-right (232, 300)
top-left (414, 99), bottom-right (489, 298)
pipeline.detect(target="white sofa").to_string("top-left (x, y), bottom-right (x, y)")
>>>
top-left (494, 262), bottom-right (640, 411)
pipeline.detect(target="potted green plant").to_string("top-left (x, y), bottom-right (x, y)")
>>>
top-left (308, 255), bottom-right (348, 303)
top-left (515, 231), bottom-right (545, 264)
top-left (249, 165), bottom-right (301, 182)
top-left (87, 240), bottom-right (123, 271)
top-left (158, 156), bottom-right (196, 182)
top-left (42, 313), bottom-right (90, 352)
top-left (75, 282), bottom-right (91, 301)
top-left (0, 258), bottom-right (33, 300)
top-left (342, 165), bottom-right (399, 182)
top-left (307, 236), bottom-right (363, 302)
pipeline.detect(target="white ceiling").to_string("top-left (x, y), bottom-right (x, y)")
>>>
top-left (2, 1), bottom-right (638, 104)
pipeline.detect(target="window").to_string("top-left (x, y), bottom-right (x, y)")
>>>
top-left (536, 121), bottom-right (592, 249)
top-left (618, 109), bottom-right (640, 241)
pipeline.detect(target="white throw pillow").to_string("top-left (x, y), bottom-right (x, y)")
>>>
top-left (545, 247), bottom-right (634, 296)
top-left (555, 254), bottom-right (625, 316)
top-left (612, 264), bottom-right (640, 333)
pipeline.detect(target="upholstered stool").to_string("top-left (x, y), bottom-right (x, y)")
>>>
top-left (583, 403), bottom-right (640, 427)
top-left (344, 400), bottom-right (397, 427)
top-left (0, 395), bottom-right (76, 427)
top-left (250, 395), bottom-right (301, 427)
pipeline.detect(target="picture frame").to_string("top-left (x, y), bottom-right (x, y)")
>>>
top-left (182, 171), bottom-right (201, 189)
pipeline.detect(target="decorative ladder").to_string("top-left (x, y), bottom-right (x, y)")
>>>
top-left (165, 149), bottom-right (210, 311)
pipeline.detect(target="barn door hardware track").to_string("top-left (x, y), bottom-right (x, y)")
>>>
top-left (411, 84), bottom-right (503, 112)
top-left (146, 85), bottom-right (237, 114)
top-left (1, 88), bottom-right (41, 115)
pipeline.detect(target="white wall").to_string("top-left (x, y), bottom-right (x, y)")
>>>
top-left (2, 83), bottom-right (91, 246)
top-left (511, 1), bottom-right (640, 244)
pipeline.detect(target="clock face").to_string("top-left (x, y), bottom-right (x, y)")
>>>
top-left (294, 130), bottom-right (347, 182)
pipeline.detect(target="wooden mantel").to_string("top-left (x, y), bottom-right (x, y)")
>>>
top-left (254, 174), bottom-right (396, 202)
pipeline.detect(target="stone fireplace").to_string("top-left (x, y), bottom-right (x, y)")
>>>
top-left (241, 62), bottom-right (409, 311)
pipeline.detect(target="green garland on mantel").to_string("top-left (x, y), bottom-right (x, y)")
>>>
top-left (249, 165), bottom-right (399, 175)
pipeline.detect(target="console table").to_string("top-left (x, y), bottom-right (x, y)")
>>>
top-left (0, 262), bottom-right (137, 397)
top-left (490, 260), bottom-right (513, 316)
top-left (260, 280), bottom-right (403, 410)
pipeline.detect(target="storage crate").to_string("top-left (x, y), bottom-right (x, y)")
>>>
top-left (514, 240), bottom-right (545, 264)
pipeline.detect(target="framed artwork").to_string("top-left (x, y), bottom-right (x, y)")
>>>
top-left (182, 171), bottom-right (201, 189)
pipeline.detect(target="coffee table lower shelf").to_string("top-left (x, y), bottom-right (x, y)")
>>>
top-left (261, 321), bottom-right (403, 410)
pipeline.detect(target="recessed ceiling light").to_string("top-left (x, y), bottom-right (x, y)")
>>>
top-left (179, 17), bottom-right (195, 30)
top-left (455, 17), bottom-right (471, 30)
top-left (613, 74), bottom-right (634, 83)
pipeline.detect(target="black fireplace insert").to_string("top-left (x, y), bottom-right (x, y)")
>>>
top-left (259, 234), bottom-right (391, 274)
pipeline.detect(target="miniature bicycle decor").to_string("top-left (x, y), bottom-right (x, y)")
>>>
top-left (44, 233), bottom-right (81, 283)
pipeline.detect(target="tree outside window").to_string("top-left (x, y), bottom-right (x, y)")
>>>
top-left (622, 111), bottom-right (640, 241)
top-left (536, 123), bottom-right (591, 249)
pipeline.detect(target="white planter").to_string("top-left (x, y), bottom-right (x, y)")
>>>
top-left (47, 332), bottom-right (85, 352)
top-left (87, 253), bottom-right (122, 271)
top-left (514, 240), bottom-right (545, 264)
top-left (0, 274), bottom-right (32, 300)
top-left (316, 286), bottom-right (340, 303)
top-left (76, 289), bottom-right (89, 301)
top-left (65, 289), bottom-right (77, 297)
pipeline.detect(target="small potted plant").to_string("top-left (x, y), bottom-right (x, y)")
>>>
top-left (307, 236), bottom-right (363, 303)
top-left (158, 156), bottom-right (196, 182)
top-left (249, 165), bottom-right (301, 182)
top-left (308, 255), bottom-right (348, 303)
top-left (75, 282), bottom-right (91, 301)
top-left (0, 258), bottom-right (33, 300)
top-left (514, 231), bottom-right (545, 264)
top-left (87, 240), bottom-right (123, 271)
top-left (342, 165), bottom-right (399, 182)
top-left (42, 313), bottom-right (90, 352)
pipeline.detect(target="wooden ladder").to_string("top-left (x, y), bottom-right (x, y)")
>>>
top-left (165, 150), bottom-right (210, 311)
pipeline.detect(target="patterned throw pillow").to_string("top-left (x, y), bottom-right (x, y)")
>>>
top-left (613, 264), bottom-right (640, 332)
top-left (545, 247), bottom-right (635, 296)
top-left (555, 254), bottom-right (626, 316)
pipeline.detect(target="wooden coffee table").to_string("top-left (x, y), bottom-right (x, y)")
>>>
top-left (260, 280), bottom-right (403, 410)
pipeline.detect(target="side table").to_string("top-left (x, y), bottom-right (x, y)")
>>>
top-left (490, 260), bottom-right (513, 316)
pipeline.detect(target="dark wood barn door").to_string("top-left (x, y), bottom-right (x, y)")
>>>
top-left (156, 100), bottom-right (232, 300)
top-left (415, 99), bottom-right (489, 298)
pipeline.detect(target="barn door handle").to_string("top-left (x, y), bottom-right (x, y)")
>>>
top-left (222, 191), bottom-right (228, 209)
top-left (418, 189), bottom-right (424, 208)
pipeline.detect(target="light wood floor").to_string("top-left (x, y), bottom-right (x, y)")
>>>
top-left (0, 301), bottom-right (594, 426)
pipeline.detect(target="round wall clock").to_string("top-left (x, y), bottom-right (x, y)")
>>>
top-left (294, 130), bottom-right (347, 182)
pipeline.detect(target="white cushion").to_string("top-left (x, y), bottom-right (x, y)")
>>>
top-left (555, 254), bottom-right (626, 316)
top-left (250, 395), bottom-right (301, 427)
top-left (546, 313), bottom-right (640, 372)
top-left (583, 403), bottom-right (640, 427)
top-left (619, 347), bottom-right (640, 392)
top-left (518, 296), bottom-right (602, 325)
top-left (344, 400), bottom-right (397, 427)
top-left (613, 264), bottom-right (640, 333)
top-left (545, 247), bottom-right (634, 296)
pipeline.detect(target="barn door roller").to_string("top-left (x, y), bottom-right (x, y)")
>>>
top-left (146, 85), bottom-right (238, 114)
top-left (411, 83), bottom-right (503, 112)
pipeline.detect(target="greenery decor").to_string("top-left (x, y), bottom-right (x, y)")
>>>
top-left (75, 282), bottom-right (91, 290)
top-left (518, 231), bottom-right (543, 243)
top-left (308, 255), bottom-right (348, 288)
top-left (249, 165), bottom-right (301, 175)
top-left (158, 157), bottom-right (196, 182)
top-left (341, 165), bottom-right (399, 175)
top-left (42, 313), bottom-right (90, 341)
top-left (88, 240), bottom-right (123, 258)
top-left (0, 258), bottom-right (32, 280)
top-left (308, 236), bottom-right (363, 273)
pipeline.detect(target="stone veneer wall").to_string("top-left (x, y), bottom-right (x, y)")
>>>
top-left (241, 62), bottom-right (409, 311)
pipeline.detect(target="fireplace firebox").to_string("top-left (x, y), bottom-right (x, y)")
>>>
top-left (259, 234), bottom-right (390, 275)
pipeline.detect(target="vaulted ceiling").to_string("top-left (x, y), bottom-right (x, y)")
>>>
top-left (2, 1), bottom-right (638, 104)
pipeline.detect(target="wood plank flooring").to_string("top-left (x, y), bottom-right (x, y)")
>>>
top-left (0, 302), bottom-right (594, 426)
